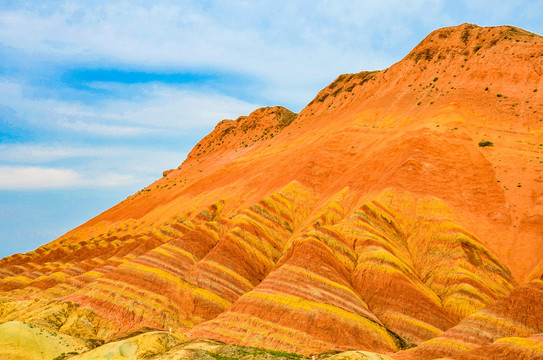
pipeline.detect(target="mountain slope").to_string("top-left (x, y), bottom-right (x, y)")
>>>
top-left (394, 278), bottom-right (543, 359)
top-left (1, 24), bottom-right (542, 359)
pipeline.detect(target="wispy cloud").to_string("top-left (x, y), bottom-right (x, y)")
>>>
top-left (0, 165), bottom-right (138, 190)
top-left (0, 1), bottom-right (445, 65)
top-left (57, 119), bottom-right (150, 137)
top-left (0, 79), bottom-right (260, 137)
top-left (0, 143), bottom-right (188, 189)
top-left (0, 166), bottom-right (78, 189)
top-left (0, 144), bottom-right (108, 163)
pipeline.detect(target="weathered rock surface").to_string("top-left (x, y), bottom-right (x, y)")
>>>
top-left (0, 321), bottom-right (89, 360)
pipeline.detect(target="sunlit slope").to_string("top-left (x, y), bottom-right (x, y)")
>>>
top-left (0, 321), bottom-right (89, 360)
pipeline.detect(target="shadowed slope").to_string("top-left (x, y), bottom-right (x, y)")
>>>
top-left (394, 279), bottom-right (543, 359)
top-left (456, 334), bottom-right (543, 360)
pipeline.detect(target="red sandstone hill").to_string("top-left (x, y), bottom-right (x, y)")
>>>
top-left (1, 24), bottom-right (543, 359)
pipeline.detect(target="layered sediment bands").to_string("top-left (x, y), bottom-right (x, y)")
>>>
top-left (456, 334), bottom-right (543, 360)
top-left (48, 182), bottom-right (315, 338)
top-left (187, 189), bottom-right (515, 354)
top-left (394, 279), bottom-right (543, 359)
top-left (0, 232), bottom-right (170, 299)
top-left (63, 222), bottom-right (226, 334)
top-left (345, 192), bottom-right (515, 344)
top-left (0, 186), bottom-right (520, 354)
top-left (527, 259), bottom-right (543, 282)
top-left (0, 299), bottom-right (116, 340)
top-left (187, 237), bottom-right (402, 354)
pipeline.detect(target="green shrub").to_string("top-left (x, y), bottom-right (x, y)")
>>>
top-left (461, 28), bottom-right (471, 44)
top-left (478, 140), bottom-right (494, 147)
top-left (53, 353), bottom-right (79, 360)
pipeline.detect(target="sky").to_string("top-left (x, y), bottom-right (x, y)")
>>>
top-left (0, 1), bottom-right (542, 258)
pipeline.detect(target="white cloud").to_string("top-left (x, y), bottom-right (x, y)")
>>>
top-left (0, 79), bottom-right (260, 136)
top-left (115, 85), bottom-right (262, 128)
top-left (0, 165), bottom-right (137, 190)
top-left (57, 119), bottom-right (150, 137)
top-left (0, 166), bottom-right (80, 189)
top-left (0, 144), bottom-right (106, 163)
top-left (8, 1), bottom-right (540, 110)
top-left (0, 143), bottom-right (188, 190)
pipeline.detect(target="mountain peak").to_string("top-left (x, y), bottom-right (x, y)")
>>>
top-left (406, 23), bottom-right (542, 63)
top-left (183, 105), bottom-right (296, 164)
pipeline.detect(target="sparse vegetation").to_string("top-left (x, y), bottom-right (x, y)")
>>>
top-left (461, 28), bottom-right (471, 44)
top-left (53, 353), bottom-right (79, 360)
top-left (413, 48), bottom-right (437, 63)
top-left (208, 353), bottom-right (237, 360)
top-left (204, 342), bottom-right (309, 359)
top-left (315, 94), bottom-right (327, 103)
top-left (478, 140), bottom-right (494, 147)
top-left (473, 44), bottom-right (482, 53)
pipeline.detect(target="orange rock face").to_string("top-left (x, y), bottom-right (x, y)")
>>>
top-left (1, 24), bottom-right (543, 358)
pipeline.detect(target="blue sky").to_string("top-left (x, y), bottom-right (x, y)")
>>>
top-left (0, 1), bottom-right (542, 258)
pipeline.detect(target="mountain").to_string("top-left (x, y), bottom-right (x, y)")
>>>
top-left (1, 24), bottom-right (543, 360)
